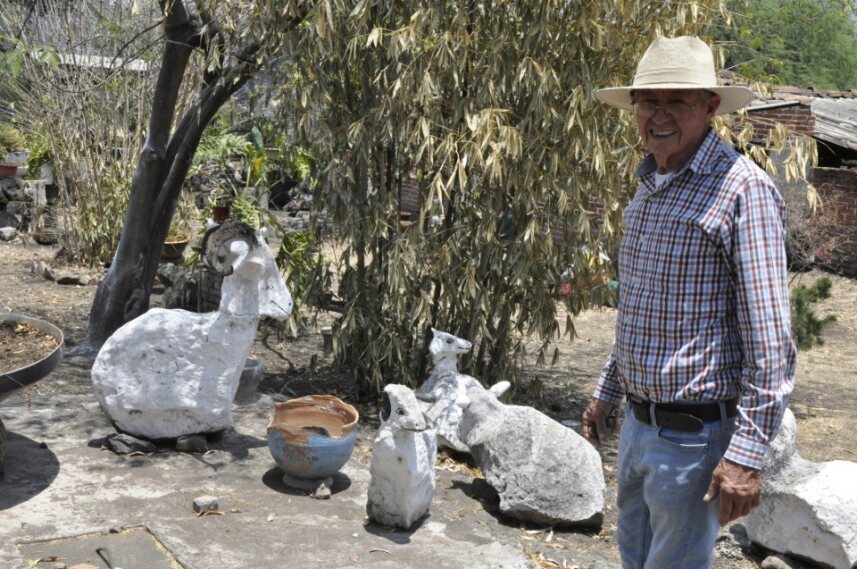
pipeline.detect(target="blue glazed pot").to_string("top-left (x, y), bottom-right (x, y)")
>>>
top-left (267, 395), bottom-right (359, 483)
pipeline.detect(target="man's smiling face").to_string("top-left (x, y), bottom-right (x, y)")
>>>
top-left (632, 89), bottom-right (721, 173)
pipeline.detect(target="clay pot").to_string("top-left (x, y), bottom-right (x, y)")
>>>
top-left (267, 395), bottom-right (359, 488)
top-left (0, 163), bottom-right (18, 177)
top-left (161, 238), bottom-right (190, 261)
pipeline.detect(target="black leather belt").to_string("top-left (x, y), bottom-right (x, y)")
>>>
top-left (629, 396), bottom-right (738, 432)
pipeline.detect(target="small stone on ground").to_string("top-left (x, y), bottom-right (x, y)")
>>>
top-left (106, 433), bottom-right (157, 454)
top-left (176, 434), bottom-right (208, 453)
top-left (193, 495), bottom-right (219, 513)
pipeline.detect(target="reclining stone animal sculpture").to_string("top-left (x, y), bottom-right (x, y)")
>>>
top-left (457, 386), bottom-right (605, 527)
top-left (91, 222), bottom-right (293, 439)
top-left (367, 384), bottom-right (436, 530)
top-left (743, 409), bottom-right (857, 569)
top-left (416, 329), bottom-right (510, 453)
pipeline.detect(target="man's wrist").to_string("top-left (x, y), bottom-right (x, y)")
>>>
top-left (722, 457), bottom-right (761, 473)
top-left (723, 439), bottom-right (766, 471)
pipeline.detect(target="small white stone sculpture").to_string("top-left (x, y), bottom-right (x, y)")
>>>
top-left (416, 329), bottom-right (510, 453)
top-left (744, 409), bottom-right (857, 569)
top-left (91, 222), bottom-right (293, 439)
top-left (367, 384), bottom-right (437, 529)
top-left (458, 386), bottom-right (605, 527)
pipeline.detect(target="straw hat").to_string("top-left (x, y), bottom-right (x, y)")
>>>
top-left (595, 36), bottom-right (752, 115)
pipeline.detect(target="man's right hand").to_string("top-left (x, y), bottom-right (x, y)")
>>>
top-left (582, 398), bottom-right (618, 445)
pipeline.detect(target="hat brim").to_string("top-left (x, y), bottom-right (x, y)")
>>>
top-left (595, 84), bottom-right (753, 115)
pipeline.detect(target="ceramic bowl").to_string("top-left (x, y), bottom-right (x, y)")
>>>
top-left (266, 395), bottom-right (359, 485)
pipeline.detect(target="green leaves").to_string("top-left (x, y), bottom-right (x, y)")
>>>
top-left (267, 0), bottom-right (733, 394)
top-left (708, 0), bottom-right (857, 90)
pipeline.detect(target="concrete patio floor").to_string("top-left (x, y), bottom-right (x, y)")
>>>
top-left (1, 381), bottom-right (615, 569)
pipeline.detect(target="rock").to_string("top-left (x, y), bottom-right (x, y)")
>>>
top-left (30, 259), bottom-right (47, 276)
top-left (744, 409), bottom-right (857, 569)
top-left (233, 358), bottom-right (263, 404)
top-left (192, 495), bottom-right (219, 513)
top-left (56, 273), bottom-right (85, 286)
top-left (311, 482), bottom-right (332, 500)
top-left (0, 417), bottom-right (6, 478)
top-left (459, 387), bottom-right (605, 527)
top-left (176, 434), bottom-right (208, 453)
top-left (106, 433), bottom-right (157, 454)
top-left (53, 562), bottom-right (68, 569)
top-left (0, 210), bottom-right (20, 230)
top-left (28, 258), bottom-right (57, 280)
top-left (760, 554), bottom-right (801, 569)
top-left (0, 226), bottom-right (16, 241)
top-left (157, 262), bottom-right (190, 288)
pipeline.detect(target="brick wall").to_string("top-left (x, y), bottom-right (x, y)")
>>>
top-left (746, 104), bottom-right (814, 141)
top-left (746, 104), bottom-right (857, 276)
top-left (810, 167), bottom-right (857, 276)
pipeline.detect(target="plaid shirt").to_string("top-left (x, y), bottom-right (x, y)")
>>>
top-left (595, 128), bottom-right (796, 470)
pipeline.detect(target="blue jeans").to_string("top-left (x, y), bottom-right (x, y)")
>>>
top-left (616, 402), bottom-right (736, 569)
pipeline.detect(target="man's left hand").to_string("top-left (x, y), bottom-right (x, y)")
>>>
top-left (703, 458), bottom-right (762, 525)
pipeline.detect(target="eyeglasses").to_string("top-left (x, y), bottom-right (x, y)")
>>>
top-left (632, 100), bottom-right (699, 118)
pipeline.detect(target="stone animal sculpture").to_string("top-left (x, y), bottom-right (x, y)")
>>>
top-left (416, 329), bottom-right (510, 453)
top-left (743, 409), bottom-right (857, 569)
top-left (457, 387), bottom-right (605, 527)
top-left (367, 384), bottom-right (436, 529)
top-left (92, 222), bottom-right (293, 439)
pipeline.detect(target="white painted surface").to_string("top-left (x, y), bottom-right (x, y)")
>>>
top-left (91, 236), bottom-right (292, 439)
top-left (367, 384), bottom-right (437, 529)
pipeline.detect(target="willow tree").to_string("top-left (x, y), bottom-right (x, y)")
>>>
top-left (273, 0), bottom-right (741, 393)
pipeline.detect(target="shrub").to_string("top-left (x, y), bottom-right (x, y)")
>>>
top-left (0, 122), bottom-right (25, 155)
top-left (791, 277), bottom-right (837, 350)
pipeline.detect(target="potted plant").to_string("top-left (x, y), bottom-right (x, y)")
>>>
top-left (162, 194), bottom-right (197, 261)
top-left (0, 122), bottom-right (27, 177)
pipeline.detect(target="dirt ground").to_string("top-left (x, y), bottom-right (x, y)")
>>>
top-left (2, 238), bottom-right (856, 568)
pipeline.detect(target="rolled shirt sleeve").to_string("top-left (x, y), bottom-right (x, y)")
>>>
top-left (721, 171), bottom-right (796, 470)
top-left (594, 345), bottom-right (626, 406)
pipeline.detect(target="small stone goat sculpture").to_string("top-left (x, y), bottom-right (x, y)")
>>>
top-left (91, 222), bottom-right (293, 439)
top-left (367, 384), bottom-right (436, 529)
top-left (416, 329), bottom-right (510, 453)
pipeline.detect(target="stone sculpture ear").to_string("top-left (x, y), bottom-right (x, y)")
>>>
top-left (380, 391), bottom-right (391, 422)
top-left (429, 331), bottom-right (443, 355)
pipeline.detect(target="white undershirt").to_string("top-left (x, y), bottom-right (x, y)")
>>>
top-left (654, 171), bottom-right (676, 189)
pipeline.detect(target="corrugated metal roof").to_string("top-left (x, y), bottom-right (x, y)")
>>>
top-left (811, 99), bottom-right (857, 152)
top-left (720, 71), bottom-right (857, 151)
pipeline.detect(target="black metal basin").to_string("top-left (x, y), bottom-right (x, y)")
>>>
top-left (0, 313), bottom-right (64, 403)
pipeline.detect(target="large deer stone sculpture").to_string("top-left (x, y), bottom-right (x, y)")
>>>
top-left (91, 222), bottom-right (293, 439)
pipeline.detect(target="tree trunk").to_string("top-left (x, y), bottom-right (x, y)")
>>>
top-left (79, 1), bottom-right (254, 354)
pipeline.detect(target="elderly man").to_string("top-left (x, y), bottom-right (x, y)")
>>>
top-left (583, 36), bottom-right (796, 568)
